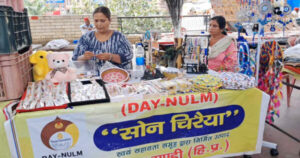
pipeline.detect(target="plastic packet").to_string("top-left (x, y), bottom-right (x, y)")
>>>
top-left (190, 74), bottom-right (223, 92)
top-left (106, 83), bottom-right (122, 97)
top-left (160, 80), bottom-right (177, 95)
top-left (91, 80), bottom-right (106, 99)
top-left (175, 78), bottom-right (192, 93)
top-left (70, 80), bottom-right (105, 102)
top-left (99, 61), bottom-right (119, 75)
top-left (19, 82), bottom-right (33, 110)
top-left (219, 72), bottom-right (255, 89)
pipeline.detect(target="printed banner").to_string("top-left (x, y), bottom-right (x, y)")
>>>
top-left (0, 102), bottom-right (12, 158)
top-left (27, 114), bottom-right (88, 158)
top-left (9, 88), bottom-right (269, 158)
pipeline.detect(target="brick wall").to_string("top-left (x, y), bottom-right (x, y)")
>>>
top-left (29, 15), bottom-right (119, 45)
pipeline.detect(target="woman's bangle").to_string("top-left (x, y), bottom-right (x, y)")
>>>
top-left (109, 53), bottom-right (113, 61)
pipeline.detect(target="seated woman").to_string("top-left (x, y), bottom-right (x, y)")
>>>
top-left (72, 6), bottom-right (133, 75)
top-left (208, 16), bottom-right (238, 72)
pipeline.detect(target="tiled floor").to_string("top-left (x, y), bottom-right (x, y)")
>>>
top-left (237, 80), bottom-right (300, 158)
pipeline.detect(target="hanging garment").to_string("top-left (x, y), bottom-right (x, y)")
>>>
top-left (258, 41), bottom-right (283, 123)
top-left (237, 41), bottom-right (254, 76)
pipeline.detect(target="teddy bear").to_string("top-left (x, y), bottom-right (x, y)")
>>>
top-left (45, 52), bottom-right (77, 83)
top-left (29, 50), bottom-right (51, 81)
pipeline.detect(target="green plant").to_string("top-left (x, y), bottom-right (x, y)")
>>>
top-left (68, 0), bottom-right (99, 15)
top-left (107, 0), bottom-right (171, 34)
top-left (24, 0), bottom-right (51, 15)
top-left (24, 0), bottom-right (172, 34)
top-left (161, 45), bottom-right (183, 67)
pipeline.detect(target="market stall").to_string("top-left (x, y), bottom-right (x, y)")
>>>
top-left (1, 0), bottom-right (300, 157)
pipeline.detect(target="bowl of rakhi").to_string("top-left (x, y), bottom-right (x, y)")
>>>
top-left (101, 68), bottom-right (129, 83)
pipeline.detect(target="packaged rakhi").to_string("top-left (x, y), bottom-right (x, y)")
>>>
top-left (17, 81), bottom-right (69, 113)
top-left (174, 78), bottom-right (193, 93)
top-left (145, 79), bottom-right (165, 93)
top-left (190, 74), bottom-right (223, 92)
top-left (106, 83), bottom-right (139, 98)
top-left (68, 79), bottom-right (110, 106)
top-left (70, 79), bottom-right (106, 102)
top-left (159, 80), bottom-right (178, 95)
top-left (219, 72), bottom-right (255, 90)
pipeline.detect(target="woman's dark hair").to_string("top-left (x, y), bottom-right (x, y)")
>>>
top-left (210, 16), bottom-right (227, 35)
top-left (93, 6), bottom-right (111, 21)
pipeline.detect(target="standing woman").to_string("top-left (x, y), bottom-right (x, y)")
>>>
top-left (208, 16), bottom-right (238, 72)
top-left (72, 6), bottom-right (133, 75)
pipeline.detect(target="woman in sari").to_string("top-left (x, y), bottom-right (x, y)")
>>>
top-left (208, 16), bottom-right (238, 72)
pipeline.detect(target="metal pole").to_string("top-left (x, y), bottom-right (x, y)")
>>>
top-left (118, 17), bottom-right (123, 33)
top-left (255, 23), bottom-right (262, 85)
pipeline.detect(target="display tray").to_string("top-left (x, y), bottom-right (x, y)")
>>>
top-left (16, 83), bottom-right (68, 113)
top-left (67, 79), bottom-right (110, 107)
top-left (16, 103), bottom-right (67, 113)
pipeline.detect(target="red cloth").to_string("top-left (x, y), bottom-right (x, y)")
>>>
top-left (53, 10), bottom-right (60, 15)
top-left (284, 65), bottom-right (300, 74)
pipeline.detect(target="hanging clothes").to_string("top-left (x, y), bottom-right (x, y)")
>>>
top-left (258, 41), bottom-right (283, 123)
top-left (237, 37), bottom-right (254, 76)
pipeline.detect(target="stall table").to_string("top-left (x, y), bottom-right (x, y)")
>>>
top-left (282, 67), bottom-right (300, 107)
top-left (3, 88), bottom-right (269, 158)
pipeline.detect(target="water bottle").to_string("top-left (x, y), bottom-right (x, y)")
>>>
top-left (133, 43), bottom-right (145, 79)
top-left (135, 43), bottom-right (145, 71)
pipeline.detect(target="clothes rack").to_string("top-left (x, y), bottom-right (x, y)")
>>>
top-left (253, 29), bottom-right (299, 157)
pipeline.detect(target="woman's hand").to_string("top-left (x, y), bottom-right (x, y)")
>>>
top-left (82, 51), bottom-right (94, 60)
top-left (96, 53), bottom-right (121, 64)
top-left (96, 53), bottom-right (112, 61)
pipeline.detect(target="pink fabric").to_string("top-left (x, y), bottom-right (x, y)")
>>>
top-left (208, 42), bottom-right (238, 72)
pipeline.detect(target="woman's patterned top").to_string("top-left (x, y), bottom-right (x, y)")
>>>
top-left (73, 31), bottom-right (133, 75)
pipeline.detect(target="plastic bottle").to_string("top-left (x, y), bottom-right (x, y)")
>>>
top-left (135, 43), bottom-right (145, 71)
